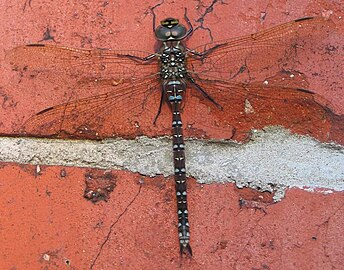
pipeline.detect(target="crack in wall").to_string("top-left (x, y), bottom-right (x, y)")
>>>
top-left (232, 212), bottom-right (267, 268)
top-left (90, 184), bottom-right (142, 269)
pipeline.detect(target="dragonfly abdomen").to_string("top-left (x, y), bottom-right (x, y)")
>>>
top-left (164, 77), bottom-right (192, 255)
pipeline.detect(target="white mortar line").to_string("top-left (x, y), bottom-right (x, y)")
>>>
top-left (0, 127), bottom-right (343, 200)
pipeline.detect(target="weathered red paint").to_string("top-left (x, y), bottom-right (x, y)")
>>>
top-left (0, 163), bottom-right (343, 269)
top-left (1, 1), bottom-right (343, 143)
top-left (0, 1), bottom-right (343, 269)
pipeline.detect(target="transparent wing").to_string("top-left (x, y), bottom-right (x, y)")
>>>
top-left (6, 44), bottom-right (159, 81)
top-left (187, 16), bottom-right (335, 82)
top-left (22, 75), bottom-right (163, 139)
top-left (6, 44), bottom-right (166, 139)
top-left (187, 75), bottom-right (332, 141)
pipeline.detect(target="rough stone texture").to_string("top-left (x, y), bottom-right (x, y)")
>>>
top-left (1, 128), bottom-right (344, 201)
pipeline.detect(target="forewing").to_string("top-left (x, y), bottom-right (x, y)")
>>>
top-left (6, 44), bottom-right (158, 81)
top-left (187, 16), bottom-right (335, 82)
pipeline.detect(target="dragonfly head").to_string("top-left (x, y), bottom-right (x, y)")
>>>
top-left (155, 18), bottom-right (187, 41)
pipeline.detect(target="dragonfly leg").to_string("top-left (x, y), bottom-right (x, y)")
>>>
top-left (183, 8), bottom-right (193, 39)
top-left (187, 42), bottom-right (226, 59)
top-left (118, 53), bottom-right (158, 62)
top-left (150, 6), bottom-right (158, 33)
top-left (153, 87), bottom-right (165, 125)
top-left (187, 76), bottom-right (223, 110)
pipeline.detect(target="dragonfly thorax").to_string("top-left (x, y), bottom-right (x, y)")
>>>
top-left (159, 45), bottom-right (187, 80)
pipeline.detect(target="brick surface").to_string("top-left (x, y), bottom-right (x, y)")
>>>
top-left (1, 0), bottom-right (343, 142)
top-left (0, 163), bottom-right (343, 269)
top-left (0, 1), bottom-right (343, 269)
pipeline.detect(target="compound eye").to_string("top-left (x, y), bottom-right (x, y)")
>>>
top-left (155, 21), bottom-right (188, 41)
top-left (172, 31), bottom-right (179, 37)
top-left (155, 25), bottom-right (173, 40)
top-left (171, 25), bottom-right (187, 39)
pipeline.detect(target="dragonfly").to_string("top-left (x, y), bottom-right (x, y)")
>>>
top-left (6, 10), bottom-right (334, 256)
